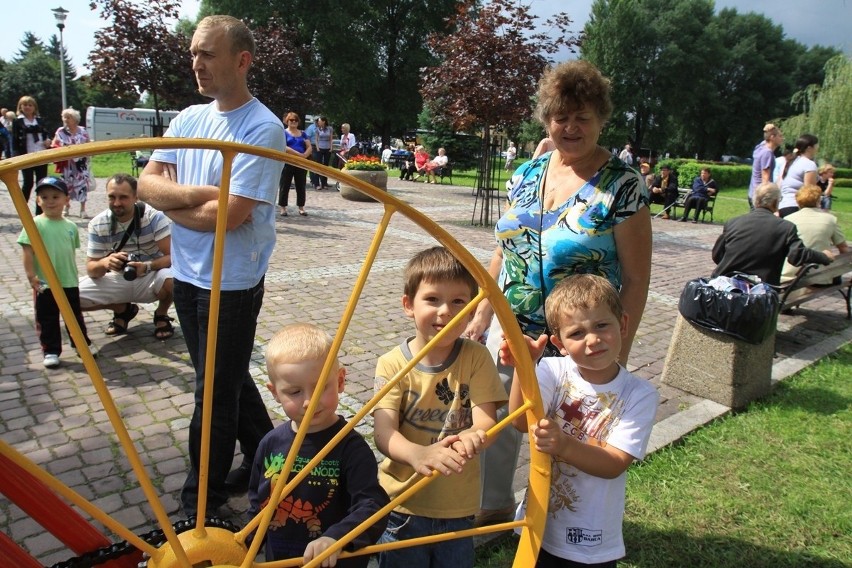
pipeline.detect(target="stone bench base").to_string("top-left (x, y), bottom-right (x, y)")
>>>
top-left (661, 315), bottom-right (774, 409)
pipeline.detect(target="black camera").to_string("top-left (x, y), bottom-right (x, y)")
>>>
top-left (122, 253), bottom-right (141, 281)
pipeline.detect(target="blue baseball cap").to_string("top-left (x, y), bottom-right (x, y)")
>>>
top-left (35, 177), bottom-right (69, 195)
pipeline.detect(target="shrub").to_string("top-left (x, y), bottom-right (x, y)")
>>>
top-left (656, 160), bottom-right (750, 190)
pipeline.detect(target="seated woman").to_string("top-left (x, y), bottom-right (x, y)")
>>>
top-left (780, 184), bottom-right (847, 285)
top-left (680, 167), bottom-right (718, 223)
top-left (424, 147), bottom-right (449, 184)
top-left (411, 145), bottom-right (430, 181)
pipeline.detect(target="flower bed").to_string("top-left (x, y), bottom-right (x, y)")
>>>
top-left (344, 154), bottom-right (387, 171)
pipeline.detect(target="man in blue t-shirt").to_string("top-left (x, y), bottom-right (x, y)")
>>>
top-left (138, 15), bottom-right (286, 517)
top-left (749, 123), bottom-right (783, 209)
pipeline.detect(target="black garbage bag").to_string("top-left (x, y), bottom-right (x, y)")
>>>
top-left (678, 274), bottom-right (780, 345)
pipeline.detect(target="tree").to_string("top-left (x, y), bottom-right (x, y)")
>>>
top-left (583, 0), bottom-right (824, 160)
top-left (583, 0), bottom-right (722, 157)
top-left (696, 8), bottom-right (800, 159)
top-left (421, 0), bottom-right (577, 183)
top-left (88, 0), bottom-right (201, 122)
top-left (248, 16), bottom-right (324, 120)
top-left (779, 55), bottom-right (852, 166)
top-left (789, 45), bottom-right (843, 98)
top-left (0, 38), bottom-right (64, 131)
top-left (200, 0), bottom-right (458, 144)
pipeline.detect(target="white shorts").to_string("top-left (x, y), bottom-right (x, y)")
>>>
top-left (79, 268), bottom-right (173, 308)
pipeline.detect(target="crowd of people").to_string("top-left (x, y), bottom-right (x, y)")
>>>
top-left (6, 13), bottom-right (848, 568)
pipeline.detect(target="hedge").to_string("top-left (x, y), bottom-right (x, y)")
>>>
top-left (653, 160), bottom-right (751, 189)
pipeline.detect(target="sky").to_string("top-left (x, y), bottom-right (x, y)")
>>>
top-left (1, 0), bottom-right (849, 79)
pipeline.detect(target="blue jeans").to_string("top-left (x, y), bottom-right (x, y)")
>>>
top-left (174, 277), bottom-right (273, 515)
top-left (378, 512), bottom-right (474, 568)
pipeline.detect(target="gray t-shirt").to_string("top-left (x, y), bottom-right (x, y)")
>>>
top-left (779, 156), bottom-right (817, 210)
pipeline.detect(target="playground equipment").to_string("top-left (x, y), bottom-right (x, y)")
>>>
top-left (0, 139), bottom-right (549, 568)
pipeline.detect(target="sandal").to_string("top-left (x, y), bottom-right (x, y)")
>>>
top-left (153, 314), bottom-right (175, 340)
top-left (106, 303), bottom-right (139, 335)
top-left (299, 210), bottom-right (308, 216)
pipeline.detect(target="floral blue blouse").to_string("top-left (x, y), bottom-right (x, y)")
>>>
top-left (495, 151), bottom-right (649, 337)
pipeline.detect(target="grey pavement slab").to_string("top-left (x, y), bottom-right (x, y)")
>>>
top-left (0, 172), bottom-right (849, 565)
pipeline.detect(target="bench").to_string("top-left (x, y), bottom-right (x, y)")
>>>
top-left (669, 187), bottom-right (717, 222)
top-left (776, 251), bottom-right (852, 319)
top-left (437, 161), bottom-right (453, 184)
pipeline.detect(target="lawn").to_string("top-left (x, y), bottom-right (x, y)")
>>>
top-left (474, 344), bottom-right (852, 567)
top-left (91, 152), bottom-right (136, 179)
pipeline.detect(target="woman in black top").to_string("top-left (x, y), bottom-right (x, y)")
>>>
top-left (12, 96), bottom-right (52, 214)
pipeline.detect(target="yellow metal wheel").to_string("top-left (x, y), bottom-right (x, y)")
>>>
top-left (0, 139), bottom-right (549, 568)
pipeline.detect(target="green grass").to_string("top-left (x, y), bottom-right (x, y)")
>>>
top-left (91, 152), bottom-right (137, 179)
top-left (650, 186), bottom-right (852, 238)
top-left (475, 344), bottom-right (852, 567)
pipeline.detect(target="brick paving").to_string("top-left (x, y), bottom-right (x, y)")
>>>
top-left (0, 173), bottom-right (849, 566)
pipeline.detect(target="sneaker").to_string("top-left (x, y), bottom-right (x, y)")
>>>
top-left (43, 354), bottom-right (61, 369)
top-left (76, 344), bottom-right (99, 359)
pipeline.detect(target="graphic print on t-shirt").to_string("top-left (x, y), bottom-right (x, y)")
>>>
top-left (548, 381), bottom-right (624, 515)
top-left (261, 452), bottom-right (339, 537)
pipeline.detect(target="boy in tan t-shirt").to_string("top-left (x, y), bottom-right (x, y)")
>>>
top-left (373, 246), bottom-right (507, 567)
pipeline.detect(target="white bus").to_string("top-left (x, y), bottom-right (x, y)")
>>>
top-left (85, 107), bottom-right (180, 142)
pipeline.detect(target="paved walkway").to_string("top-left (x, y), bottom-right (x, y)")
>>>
top-left (1, 174), bottom-right (849, 565)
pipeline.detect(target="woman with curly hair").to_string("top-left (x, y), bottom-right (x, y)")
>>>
top-left (52, 107), bottom-right (93, 218)
top-left (463, 60), bottom-right (652, 537)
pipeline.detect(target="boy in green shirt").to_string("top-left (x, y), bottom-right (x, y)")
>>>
top-left (18, 177), bottom-right (95, 368)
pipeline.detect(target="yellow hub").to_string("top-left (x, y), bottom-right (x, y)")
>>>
top-left (146, 527), bottom-right (247, 568)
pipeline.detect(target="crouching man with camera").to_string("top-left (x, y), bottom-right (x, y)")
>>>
top-left (79, 173), bottom-right (175, 339)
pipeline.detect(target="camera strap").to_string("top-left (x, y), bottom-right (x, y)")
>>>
top-left (112, 203), bottom-right (145, 253)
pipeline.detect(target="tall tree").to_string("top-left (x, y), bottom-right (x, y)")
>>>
top-left (582, 0), bottom-right (825, 160)
top-left (200, 0), bottom-right (458, 144)
top-left (583, 0), bottom-right (718, 157)
top-left (697, 9), bottom-right (799, 159)
top-left (789, 44), bottom-right (843, 97)
top-left (0, 37), bottom-right (64, 130)
top-left (779, 55), bottom-right (852, 165)
top-left (14, 33), bottom-right (45, 61)
top-left (88, 0), bottom-right (201, 121)
top-left (421, 0), bottom-right (577, 181)
top-left (249, 16), bottom-right (324, 120)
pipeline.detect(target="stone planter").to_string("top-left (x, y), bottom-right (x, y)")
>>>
top-left (339, 170), bottom-right (388, 202)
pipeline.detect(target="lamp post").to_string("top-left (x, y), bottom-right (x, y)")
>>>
top-left (52, 6), bottom-right (69, 110)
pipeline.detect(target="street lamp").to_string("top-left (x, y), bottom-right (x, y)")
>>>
top-left (52, 6), bottom-right (69, 110)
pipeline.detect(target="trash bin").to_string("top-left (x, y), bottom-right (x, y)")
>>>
top-left (662, 275), bottom-right (781, 409)
top-left (678, 275), bottom-right (780, 345)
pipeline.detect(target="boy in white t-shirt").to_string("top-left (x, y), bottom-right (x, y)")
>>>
top-left (503, 274), bottom-right (659, 567)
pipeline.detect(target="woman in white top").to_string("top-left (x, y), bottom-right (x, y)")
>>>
top-left (778, 134), bottom-right (819, 218)
top-left (424, 147), bottom-right (449, 184)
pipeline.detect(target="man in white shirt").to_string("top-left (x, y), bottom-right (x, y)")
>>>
top-left (138, 14), bottom-right (284, 516)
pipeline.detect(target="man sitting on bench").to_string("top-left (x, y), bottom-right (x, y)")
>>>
top-left (680, 167), bottom-right (718, 223)
top-left (712, 182), bottom-right (833, 286)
